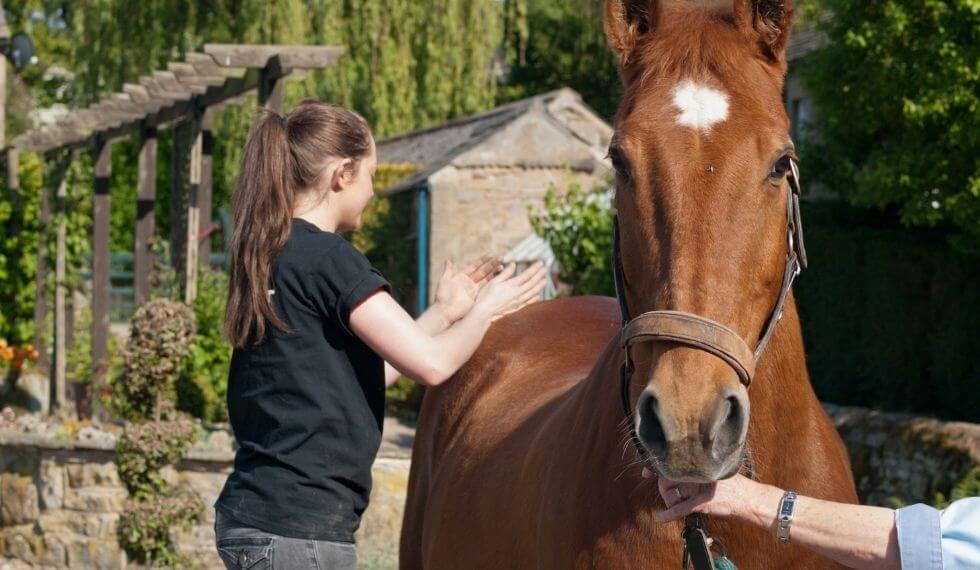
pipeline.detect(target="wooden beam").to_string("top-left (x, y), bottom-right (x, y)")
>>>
top-left (153, 70), bottom-right (204, 96)
top-left (16, 60), bottom-right (295, 154)
top-left (91, 140), bottom-right (111, 395)
top-left (134, 125), bottom-right (157, 306)
top-left (184, 52), bottom-right (225, 76)
top-left (168, 62), bottom-right (226, 89)
top-left (204, 44), bottom-right (343, 69)
top-left (123, 83), bottom-right (153, 104)
top-left (139, 75), bottom-right (191, 103)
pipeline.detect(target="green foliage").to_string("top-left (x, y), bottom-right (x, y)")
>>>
top-left (117, 491), bottom-right (204, 568)
top-left (530, 183), bottom-right (615, 296)
top-left (799, 0), bottom-right (980, 250)
top-left (115, 418), bottom-right (198, 499)
top-left (933, 468), bottom-right (980, 509)
top-left (113, 299), bottom-right (196, 421)
top-left (112, 297), bottom-right (201, 565)
top-left (352, 165), bottom-right (419, 305)
top-left (385, 377), bottom-right (425, 420)
top-left (351, 165), bottom-right (426, 414)
top-left (177, 269), bottom-right (231, 423)
top-left (0, 152), bottom-right (44, 344)
top-left (795, 203), bottom-right (980, 422)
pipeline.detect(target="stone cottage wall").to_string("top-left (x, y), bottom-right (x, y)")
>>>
top-left (428, 165), bottom-right (605, 303)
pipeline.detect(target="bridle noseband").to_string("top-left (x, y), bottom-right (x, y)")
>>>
top-left (613, 159), bottom-right (807, 570)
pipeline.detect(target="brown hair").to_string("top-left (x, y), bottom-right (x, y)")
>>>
top-left (224, 98), bottom-right (374, 348)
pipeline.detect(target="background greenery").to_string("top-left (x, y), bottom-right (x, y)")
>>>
top-left (0, 0), bottom-right (977, 424)
top-left (798, 0), bottom-right (980, 251)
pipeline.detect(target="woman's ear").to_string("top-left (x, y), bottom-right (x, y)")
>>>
top-left (328, 158), bottom-right (355, 192)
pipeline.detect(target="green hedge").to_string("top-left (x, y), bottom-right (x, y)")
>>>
top-left (796, 202), bottom-right (980, 422)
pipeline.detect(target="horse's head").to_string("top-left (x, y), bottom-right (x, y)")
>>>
top-left (605, 0), bottom-right (798, 483)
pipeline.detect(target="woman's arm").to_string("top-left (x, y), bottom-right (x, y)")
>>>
top-left (381, 303), bottom-right (451, 386)
top-left (653, 473), bottom-right (901, 570)
top-left (381, 256), bottom-right (499, 386)
top-left (351, 262), bottom-right (547, 387)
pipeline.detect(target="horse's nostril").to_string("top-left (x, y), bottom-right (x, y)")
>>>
top-left (709, 394), bottom-right (747, 460)
top-left (637, 392), bottom-right (667, 456)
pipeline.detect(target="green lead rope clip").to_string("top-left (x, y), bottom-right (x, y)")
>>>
top-left (713, 556), bottom-right (737, 570)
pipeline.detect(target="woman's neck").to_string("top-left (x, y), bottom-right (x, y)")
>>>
top-left (293, 207), bottom-right (339, 233)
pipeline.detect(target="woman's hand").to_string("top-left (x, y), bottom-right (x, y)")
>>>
top-left (432, 255), bottom-right (500, 323)
top-left (644, 468), bottom-right (773, 525)
top-left (472, 261), bottom-right (548, 322)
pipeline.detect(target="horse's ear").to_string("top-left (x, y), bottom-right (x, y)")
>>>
top-left (734, 0), bottom-right (794, 60)
top-left (604, 0), bottom-right (663, 65)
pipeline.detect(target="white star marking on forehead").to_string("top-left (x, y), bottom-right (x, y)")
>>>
top-left (671, 80), bottom-right (729, 132)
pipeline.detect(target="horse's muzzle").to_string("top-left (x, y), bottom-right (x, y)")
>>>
top-left (636, 385), bottom-right (749, 482)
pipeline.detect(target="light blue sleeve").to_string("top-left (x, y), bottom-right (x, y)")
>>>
top-left (896, 498), bottom-right (980, 570)
top-left (938, 497), bottom-right (980, 570)
top-left (896, 503), bottom-right (943, 569)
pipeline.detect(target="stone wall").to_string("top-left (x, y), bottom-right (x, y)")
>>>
top-left (824, 404), bottom-right (980, 506)
top-left (1, 406), bottom-right (977, 568)
top-left (0, 432), bottom-right (408, 569)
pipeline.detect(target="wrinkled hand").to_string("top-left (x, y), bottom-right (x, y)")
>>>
top-left (433, 255), bottom-right (500, 323)
top-left (643, 468), bottom-right (758, 523)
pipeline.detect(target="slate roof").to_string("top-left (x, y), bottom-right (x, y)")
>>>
top-left (376, 88), bottom-right (609, 195)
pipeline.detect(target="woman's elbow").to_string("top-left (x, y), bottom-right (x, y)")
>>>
top-left (416, 362), bottom-right (456, 387)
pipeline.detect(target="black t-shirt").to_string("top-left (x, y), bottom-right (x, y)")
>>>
top-left (215, 218), bottom-right (390, 542)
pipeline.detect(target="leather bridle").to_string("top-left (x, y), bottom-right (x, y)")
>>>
top-left (613, 159), bottom-right (808, 569)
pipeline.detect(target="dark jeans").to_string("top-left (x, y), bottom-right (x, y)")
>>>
top-left (214, 509), bottom-right (358, 569)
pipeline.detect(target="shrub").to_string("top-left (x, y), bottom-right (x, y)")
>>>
top-left (112, 297), bottom-right (201, 565)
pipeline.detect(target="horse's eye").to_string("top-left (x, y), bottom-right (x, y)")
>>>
top-left (608, 147), bottom-right (631, 185)
top-left (769, 155), bottom-right (792, 180)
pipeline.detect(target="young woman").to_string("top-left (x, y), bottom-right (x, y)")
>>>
top-left (214, 99), bottom-right (548, 569)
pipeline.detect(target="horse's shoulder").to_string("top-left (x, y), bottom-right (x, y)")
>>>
top-left (477, 295), bottom-right (622, 356)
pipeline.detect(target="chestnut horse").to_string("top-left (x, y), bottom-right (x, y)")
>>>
top-left (401, 1), bottom-right (857, 568)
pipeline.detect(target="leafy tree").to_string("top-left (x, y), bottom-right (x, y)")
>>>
top-left (499, 0), bottom-right (621, 120)
top-left (799, 0), bottom-right (980, 250)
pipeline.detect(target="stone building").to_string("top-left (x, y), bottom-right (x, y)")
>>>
top-left (376, 88), bottom-right (612, 312)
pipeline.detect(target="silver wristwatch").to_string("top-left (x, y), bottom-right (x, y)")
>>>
top-left (776, 491), bottom-right (798, 541)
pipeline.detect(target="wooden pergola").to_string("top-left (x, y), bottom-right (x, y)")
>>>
top-left (5, 44), bottom-right (343, 415)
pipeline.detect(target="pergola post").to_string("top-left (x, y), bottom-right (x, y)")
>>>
top-left (169, 120), bottom-right (190, 293)
top-left (134, 125), bottom-right (157, 305)
top-left (50, 157), bottom-right (68, 415)
top-left (184, 115), bottom-right (202, 303)
top-left (198, 108), bottom-right (214, 267)
top-left (258, 56), bottom-right (285, 113)
top-left (91, 139), bottom-right (111, 398)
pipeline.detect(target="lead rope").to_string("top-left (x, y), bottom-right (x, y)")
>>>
top-left (612, 160), bottom-right (807, 570)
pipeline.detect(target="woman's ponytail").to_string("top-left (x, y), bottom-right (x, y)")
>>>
top-left (225, 111), bottom-right (295, 348)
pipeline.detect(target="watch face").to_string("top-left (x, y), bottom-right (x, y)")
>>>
top-left (780, 502), bottom-right (794, 516)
